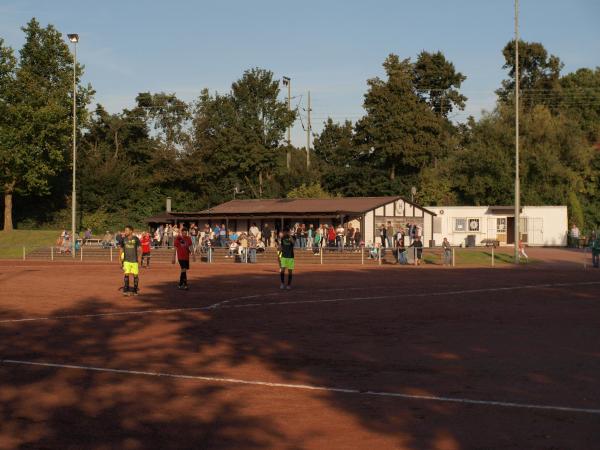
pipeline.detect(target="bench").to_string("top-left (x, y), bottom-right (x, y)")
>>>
top-left (481, 239), bottom-right (500, 248)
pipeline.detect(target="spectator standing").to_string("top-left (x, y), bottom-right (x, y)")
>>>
top-left (167, 224), bottom-right (174, 248)
top-left (219, 223), bottom-right (227, 247)
top-left (570, 224), bottom-right (580, 248)
top-left (442, 237), bottom-right (452, 265)
top-left (396, 234), bottom-right (407, 264)
top-left (249, 222), bottom-right (260, 239)
top-left (336, 224), bottom-right (345, 251)
top-left (102, 231), bottom-right (114, 248)
top-left (294, 223), bottom-right (303, 248)
top-left (590, 233), bottom-right (600, 268)
top-left (354, 227), bottom-right (362, 249)
top-left (410, 236), bottom-right (423, 265)
top-left (190, 223), bottom-right (198, 250)
top-left (141, 232), bottom-right (152, 268)
top-left (407, 223), bottom-right (414, 245)
top-left (346, 225), bottom-right (354, 248)
top-left (239, 233), bottom-right (249, 262)
top-left (518, 238), bottom-right (528, 262)
top-left (307, 224), bottom-right (314, 250)
top-left (248, 233), bottom-right (257, 263)
top-left (379, 224), bottom-right (387, 248)
top-left (327, 224), bottom-right (336, 248)
top-left (83, 228), bottom-right (92, 245)
top-left (386, 221), bottom-right (395, 249)
top-left (313, 227), bottom-right (322, 254)
top-left (262, 223), bottom-right (271, 247)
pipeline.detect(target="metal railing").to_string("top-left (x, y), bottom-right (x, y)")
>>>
top-left (4, 244), bottom-right (596, 269)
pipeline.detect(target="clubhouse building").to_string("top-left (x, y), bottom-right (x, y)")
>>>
top-left (147, 196), bottom-right (437, 247)
top-left (147, 198), bottom-right (568, 247)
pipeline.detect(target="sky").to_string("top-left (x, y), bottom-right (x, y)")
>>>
top-left (1, 0), bottom-right (599, 146)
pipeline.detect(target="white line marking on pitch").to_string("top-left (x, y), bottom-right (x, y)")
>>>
top-left (218, 281), bottom-right (600, 309)
top-left (2, 359), bottom-right (599, 415)
top-left (0, 281), bottom-right (598, 324)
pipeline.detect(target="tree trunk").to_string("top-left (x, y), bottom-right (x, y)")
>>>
top-left (3, 182), bottom-right (15, 232)
top-left (390, 163), bottom-right (396, 181)
top-left (258, 171), bottom-right (263, 198)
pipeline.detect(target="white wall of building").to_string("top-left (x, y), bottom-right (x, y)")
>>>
top-left (426, 205), bottom-right (567, 247)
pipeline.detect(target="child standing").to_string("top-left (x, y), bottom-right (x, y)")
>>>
top-left (141, 231), bottom-right (152, 268)
top-left (173, 228), bottom-right (195, 290)
top-left (119, 225), bottom-right (142, 296)
top-left (519, 238), bottom-right (528, 262)
top-left (278, 229), bottom-right (296, 289)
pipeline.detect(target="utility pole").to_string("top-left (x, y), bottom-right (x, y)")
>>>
top-left (282, 76), bottom-right (291, 170)
top-left (514, 0), bottom-right (520, 264)
top-left (67, 33), bottom-right (79, 258)
top-left (306, 90), bottom-right (311, 169)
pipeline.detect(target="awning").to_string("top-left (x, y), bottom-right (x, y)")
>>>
top-left (486, 206), bottom-right (523, 215)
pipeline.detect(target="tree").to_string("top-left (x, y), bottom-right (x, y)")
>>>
top-left (497, 40), bottom-right (563, 109)
top-left (192, 68), bottom-right (295, 201)
top-left (558, 67), bottom-right (600, 143)
top-left (313, 119), bottom-right (357, 166)
top-left (0, 38), bottom-right (18, 230)
top-left (0, 19), bottom-right (93, 231)
top-left (413, 50), bottom-right (467, 117)
top-left (355, 54), bottom-right (442, 181)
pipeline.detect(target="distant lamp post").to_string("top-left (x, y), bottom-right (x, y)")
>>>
top-left (282, 76), bottom-right (291, 169)
top-left (67, 33), bottom-right (79, 258)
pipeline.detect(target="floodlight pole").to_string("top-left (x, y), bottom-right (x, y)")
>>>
top-left (306, 90), bottom-right (311, 169)
top-left (69, 34), bottom-right (79, 258)
top-left (514, 0), bottom-right (520, 264)
top-left (286, 77), bottom-right (291, 169)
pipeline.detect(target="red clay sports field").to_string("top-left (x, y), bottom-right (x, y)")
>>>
top-left (0, 248), bottom-right (598, 449)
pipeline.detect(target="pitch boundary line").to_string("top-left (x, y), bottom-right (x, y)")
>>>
top-left (1, 281), bottom-right (598, 324)
top-left (2, 358), bottom-right (599, 415)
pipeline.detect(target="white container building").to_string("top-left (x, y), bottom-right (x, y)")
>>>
top-left (425, 205), bottom-right (568, 247)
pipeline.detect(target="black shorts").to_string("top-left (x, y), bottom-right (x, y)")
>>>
top-left (178, 259), bottom-right (190, 270)
top-left (142, 252), bottom-right (151, 257)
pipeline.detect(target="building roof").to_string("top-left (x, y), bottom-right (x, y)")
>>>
top-left (198, 197), bottom-right (435, 216)
top-left (146, 196), bottom-right (436, 222)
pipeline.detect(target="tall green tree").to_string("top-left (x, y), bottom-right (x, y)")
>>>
top-left (192, 68), bottom-right (295, 202)
top-left (0, 19), bottom-right (93, 231)
top-left (413, 50), bottom-right (467, 117)
top-left (497, 40), bottom-right (563, 109)
top-left (355, 54), bottom-right (443, 181)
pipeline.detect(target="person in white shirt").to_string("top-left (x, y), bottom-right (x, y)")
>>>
top-left (570, 224), bottom-right (580, 248)
top-left (336, 225), bottom-right (345, 251)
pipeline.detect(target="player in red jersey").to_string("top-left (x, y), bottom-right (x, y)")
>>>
top-left (140, 231), bottom-right (152, 268)
top-left (172, 227), bottom-right (195, 290)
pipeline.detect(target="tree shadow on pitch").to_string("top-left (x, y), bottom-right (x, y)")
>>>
top-left (1, 266), bottom-right (599, 449)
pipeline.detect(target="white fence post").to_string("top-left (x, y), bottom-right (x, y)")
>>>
top-left (80, 246), bottom-right (83, 261)
top-left (378, 247), bottom-right (381, 266)
top-left (22, 246), bottom-right (26, 261)
top-left (414, 247), bottom-right (417, 266)
top-left (491, 246), bottom-right (495, 267)
top-left (320, 247), bottom-right (323, 265)
top-left (51, 246), bottom-right (54, 261)
top-left (361, 247), bottom-right (364, 265)
top-left (452, 248), bottom-right (455, 267)
top-left (110, 246), bottom-right (113, 262)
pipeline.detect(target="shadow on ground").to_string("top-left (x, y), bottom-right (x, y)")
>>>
top-left (0, 266), bottom-right (599, 449)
